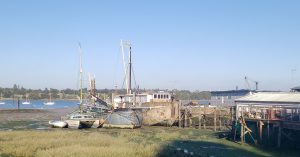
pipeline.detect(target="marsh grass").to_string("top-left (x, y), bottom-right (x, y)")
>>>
top-left (0, 127), bottom-right (299, 157)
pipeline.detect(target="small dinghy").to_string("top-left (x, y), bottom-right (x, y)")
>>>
top-left (49, 120), bottom-right (68, 128)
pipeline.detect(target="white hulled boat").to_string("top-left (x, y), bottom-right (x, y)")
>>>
top-left (44, 93), bottom-right (55, 105)
top-left (0, 93), bottom-right (5, 105)
top-left (22, 94), bottom-right (31, 105)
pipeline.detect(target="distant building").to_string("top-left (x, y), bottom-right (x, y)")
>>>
top-left (113, 91), bottom-right (172, 108)
top-left (291, 86), bottom-right (300, 92)
top-left (210, 89), bottom-right (251, 106)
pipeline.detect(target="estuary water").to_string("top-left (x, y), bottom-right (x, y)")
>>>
top-left (0, 100), bottom-right (79, 109)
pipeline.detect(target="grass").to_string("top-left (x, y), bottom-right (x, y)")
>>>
top-left (0, 127), bottom-right (299, 157)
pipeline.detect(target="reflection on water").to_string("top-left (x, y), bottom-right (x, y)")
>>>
top-left (0, 100), bottom-right (79, 109)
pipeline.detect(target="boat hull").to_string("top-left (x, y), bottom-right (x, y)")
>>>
top-left (65, 119), bottom-right (95, 129)
top-left (49, 120), bottom-right (68, 128)
top-left (103, 108), bottom-right (142, 129)
top-left (22, 102), bottom-right (31, 105)
top-left (44, 102), bottom-right (55, 105)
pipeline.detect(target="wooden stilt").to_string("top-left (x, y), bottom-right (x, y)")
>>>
top-left (189, 111), bottom-right (192, 128)
top-left (240, 119), bottom-right (244, 143)
top-left (277, 123), bottom-right (281, 148)
top-left (219, 109), bottom-right (222, 131)
top-left (259, 121), bottom-right (264, 144)
top-left (178, 102), bottom-right (182, 128)
top-left (198, 113), bottom-right (202, 129)
top-left (214, 108), bottom-right (217, 131)
top-left (184, 109), bottom-right (187, 128)
top-left (204, 106), bottom-right (206, 129)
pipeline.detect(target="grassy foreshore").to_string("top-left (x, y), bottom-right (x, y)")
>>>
top-left (0, 127), bottom-right (299, 157)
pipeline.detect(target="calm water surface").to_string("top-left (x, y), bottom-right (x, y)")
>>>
top-left (0, 100), bottom-right (79, 109)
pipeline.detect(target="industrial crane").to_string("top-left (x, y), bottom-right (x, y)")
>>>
top-left (244, 76), bottom-right (259, 91)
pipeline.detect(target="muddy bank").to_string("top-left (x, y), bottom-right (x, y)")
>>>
top-left (0, 107), bottom-right (76, 122)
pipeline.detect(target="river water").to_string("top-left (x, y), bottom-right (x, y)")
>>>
top-left (0, 100), bottom-right (79, 109)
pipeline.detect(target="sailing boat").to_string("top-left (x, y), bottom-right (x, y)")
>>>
top-left (44, 92), bottom-right (55, 105)
top-left (63, 43), bottom-right (96, 129)
top-left (22, 94), bottom-right (31, 105)
top-left (0, 93), bottom-right (5, 105)
top-left (103, 41), bottom-right (142, 128)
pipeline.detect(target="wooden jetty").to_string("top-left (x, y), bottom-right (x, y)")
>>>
top-left (234, 92), bottom-right (300, 148)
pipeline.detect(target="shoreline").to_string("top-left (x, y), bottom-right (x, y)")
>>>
top-left (1, 98), bottom-right (79, 101)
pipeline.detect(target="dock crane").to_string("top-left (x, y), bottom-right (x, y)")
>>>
top-left (245, 76), bottom-right (259, 91)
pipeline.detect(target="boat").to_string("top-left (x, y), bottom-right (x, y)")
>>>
top-left (61, 43), bottom-right (99, 129)
top-left (22, 94), bottom-right (31, 105)
top-left (0, 93), bottom-right (5, 105)
top-left (49, 120), bottom-right (68, 128)
top-left (103, 108), bottom-right (142, 129)
top-left (44, 93), bottom-right (55, 105)
top-left (103, 41), bottom-right (143, 129)
top-left (66, 114), bottom-right (95, 128)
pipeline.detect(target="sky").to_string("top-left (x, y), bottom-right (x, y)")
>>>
top-left (0, 0), bottom-right (300, 91)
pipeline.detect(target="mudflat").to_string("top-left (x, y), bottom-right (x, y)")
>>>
top-left (0, 108), bottom-right (75, 122)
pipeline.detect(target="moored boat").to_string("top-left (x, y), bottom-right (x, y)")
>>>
top-left (65, 114), bottom-right (95, 129)
top-left (22, 94), bottom-right (31, 105)
top-left (44, 92), bottom-right (55, 105)
top-left (49, 120), bottom-right (68, 128)
top-left (0, 93), bottom-right (5, 105)
top-left (103, 41), bottom-right (143, 129)
top-left (103, 108), bottom-right (142, 129)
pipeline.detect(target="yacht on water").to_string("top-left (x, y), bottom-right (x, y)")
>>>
top-left (0, 93), bottom-right (5, 105)
top-left (22, 94), bottom-right (31, 105)
top-left (44, 93), bottom-right (55, 105)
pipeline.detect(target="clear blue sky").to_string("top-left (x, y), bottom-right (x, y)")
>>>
top-left (0, 0), bottom-right (300, 91)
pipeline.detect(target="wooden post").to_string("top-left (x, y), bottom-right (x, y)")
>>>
top-left (298, 109), bottom-right (300, 122)
top-left (178, 102), bottom-right (181, 128)
top-left (259, 121), bottom-right (264, 144)
top-left (204, 105), bottom-right (206, 129)
top-left (277, 123), bottom-right (281, 148)
top-left (184, 109), bottom-right (188, 128)
top-left (17, 97), bottom-right (20, 110)
top-left (198, 113), bottom-right (202, 129)
top-left (240, 119), bottom-right (244, 143)
top-left (214, 108), bottom-right (217, 131)
top-left (219, 109), bottom-right (222, 131)
top-left (189, 111), bottom-right (192, 128)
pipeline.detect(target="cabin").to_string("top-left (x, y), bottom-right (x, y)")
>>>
top-left (112, 91), bottom-right (172, 108)
top-left (210, 89), bottom-right (251, 106)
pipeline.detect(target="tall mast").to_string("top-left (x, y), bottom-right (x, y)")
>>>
top-left (128, 45), bottom-right (132, 94)
top-left (121, 40), bottom-right (128, 93)
top-left (78, 43), bottom-right (83, 104)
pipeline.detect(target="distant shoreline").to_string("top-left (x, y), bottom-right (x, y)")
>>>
top-left (1, 98), bottom-right (79, 101)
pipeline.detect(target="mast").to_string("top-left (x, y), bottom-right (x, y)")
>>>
top-left (78, 43), bottom-right (83, 104)
top-left (121, 40), bottom-right (128, 93)
top-left (128, 45), bottom-right (132, 94)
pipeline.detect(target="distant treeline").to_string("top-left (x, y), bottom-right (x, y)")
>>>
top-left (0, 84), bottom-right (210, 100)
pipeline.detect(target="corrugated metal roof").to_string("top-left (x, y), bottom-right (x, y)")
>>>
top-left (235, 92), bottom-right (300, 104)
top-left (291, 86), bottom-right (300, 90)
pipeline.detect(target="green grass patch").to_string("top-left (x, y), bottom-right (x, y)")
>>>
top-left (0, 126), bottom-right (299, 157)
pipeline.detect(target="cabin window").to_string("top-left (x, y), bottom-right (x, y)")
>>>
top-left (166, 95), bottom-right (169, 99)
top-left (154, 94), bottom-right (157, 98)
top-left (158, 95), bottom-right (161, 99)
